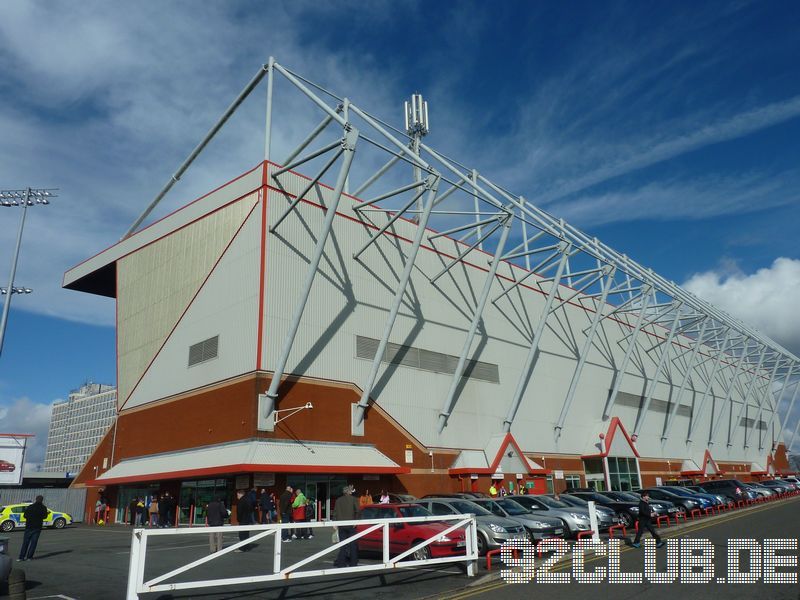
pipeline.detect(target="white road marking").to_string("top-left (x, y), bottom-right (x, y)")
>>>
top-left (29, 595), bottom-right (79, 600)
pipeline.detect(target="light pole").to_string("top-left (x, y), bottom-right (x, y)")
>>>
top-left (0, 187), bottom-right (57, 358)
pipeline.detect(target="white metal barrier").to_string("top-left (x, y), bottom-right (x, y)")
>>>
top-left (126, 514), bottom-right (479, 599)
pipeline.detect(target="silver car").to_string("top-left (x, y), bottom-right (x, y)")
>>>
top-left (508, 494), bottom-right (592, 537)
top-left (416, 498), bottom-right (527, 555)
top-left (471, 498), bottom-right (565, 541)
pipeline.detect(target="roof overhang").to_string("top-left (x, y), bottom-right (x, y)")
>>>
top-left (63, 163), bottom-right (264, 298)
top-left (581, 417), bottom-right (640, 459)
top-left (87, 438), bottom-right (408, 486)
top-left (448, 433), bottom-right (548, 476)
top-left (681, 449), bottom-right (723, 476)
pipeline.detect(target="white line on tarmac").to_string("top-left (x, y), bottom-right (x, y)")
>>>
top-left (29, 595), bottom-right (78, 600)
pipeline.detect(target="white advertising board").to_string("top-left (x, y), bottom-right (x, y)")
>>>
top-left (0, 435), bottom-right (28, 485)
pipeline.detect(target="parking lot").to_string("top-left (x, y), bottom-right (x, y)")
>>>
top-left (3, 493), bottom-right (799, 599)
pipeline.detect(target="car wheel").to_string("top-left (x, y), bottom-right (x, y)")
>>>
top-left (411, 542), bottom-right (432, 561)
top-left (53, 517), bottom-right (67, 529)
top-left (0, 520), bottom-right (14, 532)
top-left (476, 533), bottom-right (487, 555)
top-left (619, 512), bottom-right (633, 528)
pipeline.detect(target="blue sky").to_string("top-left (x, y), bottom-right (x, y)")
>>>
top-left (1, 0), bottom-right (800, 464)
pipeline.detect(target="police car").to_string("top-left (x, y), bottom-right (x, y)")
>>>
top-left (0, 503), bottom-right (73, 532)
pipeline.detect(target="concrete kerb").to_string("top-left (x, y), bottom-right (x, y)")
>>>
top-left (477, 494), bottom-right (800, 585)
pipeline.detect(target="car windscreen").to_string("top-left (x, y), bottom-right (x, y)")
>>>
top-left (449, 500), bottom-right (491, 516)
top-left (616, 492), bottom-right (640, 502)
top-left (662, 487), bottom-right (692, 496)
top-left (601, 492), bottom-right (625, 501)
top-left (560, 494), bottom-right (588, 507)
top-left (538, 496), bottom-right (570, 508)
top-left (496, 499), bottom-right (530, 516)
top-left (399, 505), bottom-right (432, 519)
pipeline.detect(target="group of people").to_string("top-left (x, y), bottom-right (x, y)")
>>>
top-left (230, 485), bottom-right (312, 552)
top-left (488, 481), bottom-right (525, 497)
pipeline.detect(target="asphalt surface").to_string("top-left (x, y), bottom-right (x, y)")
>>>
top-left (2, 496), bottom-right (798, 599)
top-left (433, 495), bottom-right (800, 600)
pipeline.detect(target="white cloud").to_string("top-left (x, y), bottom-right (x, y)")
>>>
top-left (0, 397), bottom-right (55, 468)
top-left (550, 171), bottom-right (799, 227)
top-left (684, 257), bottom-right (800, 357)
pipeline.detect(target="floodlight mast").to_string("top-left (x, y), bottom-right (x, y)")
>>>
top-left (0, 187), bottom-right (57, 359)
top-left (405, 93), bottom-right (429, 217)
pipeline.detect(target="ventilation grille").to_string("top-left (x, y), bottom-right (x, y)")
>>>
top-left (356, 335), bottom-right (500, 383)
top-left (616, 391), bottom-right (691, 417)
top-left (739, 416), bottom-right (766, 431)
top-left (188, 335), bottom-right (219, 367)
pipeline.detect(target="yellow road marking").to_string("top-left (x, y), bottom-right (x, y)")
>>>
top-left (435, 497), bottom-right (800, 600)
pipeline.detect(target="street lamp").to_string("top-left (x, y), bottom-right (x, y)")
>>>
top-left (0, 187), bottom-right (57, 358)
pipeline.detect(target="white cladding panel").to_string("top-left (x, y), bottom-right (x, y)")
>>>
top-left (261, 168), bottom-right (775, 463)
top-left (123, 203), bottom-right (262, 410)
top-left (117, 192), bottom-right (259, 409)
top-left (64, 166), bottom-right (263, 288)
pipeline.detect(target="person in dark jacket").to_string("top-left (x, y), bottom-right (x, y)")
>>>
top-left (206, 497), bottom-right (227, 553)
top-left (248, 488), bottom-right (258, 524)
top-left (632, 491), bottom-right (664, 548)
top-left (332, 485), bottom-right (360, 568)
top-left (129, 498), bottom-right (138, 526)
top-left (278, 486), bottom-right (294, 541)
top-left (259, 489), bottom-right (275, 524)
top-left (235, 490), bottom-right (253, 551)
top-left (158, 492), bottom-right (170, 527)
top-left (18, 496), bottom-right (48, 561)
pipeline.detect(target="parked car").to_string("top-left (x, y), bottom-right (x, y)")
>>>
top-left (0, 503), bottom-right (73, 532)
top-left (421, 493), bottom-right (485, 500)
top-left (508, 494), bottom-right (613, 536)
top-left (687, 484), bottom-right (736, 500)
top-left (0, 460), bottom-right (15, 473)
top-left (469, 498), bottom-right (565, 541)
top-left (601, 491), bottom-right (681, 519)
top-left (556, 494), bottom-right (619, 523)
top-left (657, 485), bottom-right (723, 507)
top-left (565, 491), bottom-right (641, 528)
top-left (371, 493), bottom-right (418, 504)
top-left (759, 480), bottom-right (794, 494)
top-left (639, 488), bottom-right (704, 512)
top-left (741, 483), bottom-right (774, 498)
top-left (357, 504), bottom-right (466, 560)
top-left (416, 497), bottom-right (526, 555)
top-left (699, 479), bottom-right (751, 501)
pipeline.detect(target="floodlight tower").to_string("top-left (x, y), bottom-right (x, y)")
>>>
top-left (404, 93), bottom-right (429, 217)
top-left (0, 187), bottom-right (57, 358)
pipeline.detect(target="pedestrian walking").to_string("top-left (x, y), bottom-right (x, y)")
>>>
top-left (359, 489), bottom-right (372, 510)
top-left (279, 486), bottom-right (294, 541)
top-left (631, 491), bottom-right (664, 548)
top-left (159, 493), bottom-right (170, 527)
top-left (148, 496), bottom-right (159, 527)
top-left (379, 490), bottom-right (390, 504)
top-left (489, 483), bottom-right (498, 497)
top-left (292, 487), bottom-right (312, 539)
top-left (128, 498), bottom-right (137, 526)
top-left (333, 484), bottom-right (360, 568)
top-left (235, 490), bottom-right (253, 551)
top-left (206, 497), bottom-right (227, 553)
top-left (259, 489), bottom-right (275, 524)
top-left (135, 498), bottom-right (145, 526)
top-left (18, 496), bottom-right (48, 562)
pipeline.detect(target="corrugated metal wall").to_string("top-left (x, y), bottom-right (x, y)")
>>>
top-left (119, 193), bottom-right (260, 410)
top-left (0, 488), bottom-right (87, 522)
top-left (125, 196), bottom-right (262, 410)
top-left (261, 166), bottom-right (773, 466)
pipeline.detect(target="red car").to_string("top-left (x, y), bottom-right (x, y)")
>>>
top-left (0, 460), bottom-right (15, 473)
top-left (357, 503), bottom-right (467, 560)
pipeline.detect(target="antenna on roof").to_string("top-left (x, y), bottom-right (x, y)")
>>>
top-left (404, 93), bottom-right (429, 220)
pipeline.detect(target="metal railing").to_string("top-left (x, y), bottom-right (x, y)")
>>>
top-left (126, 514), bottom-right (478, 599)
